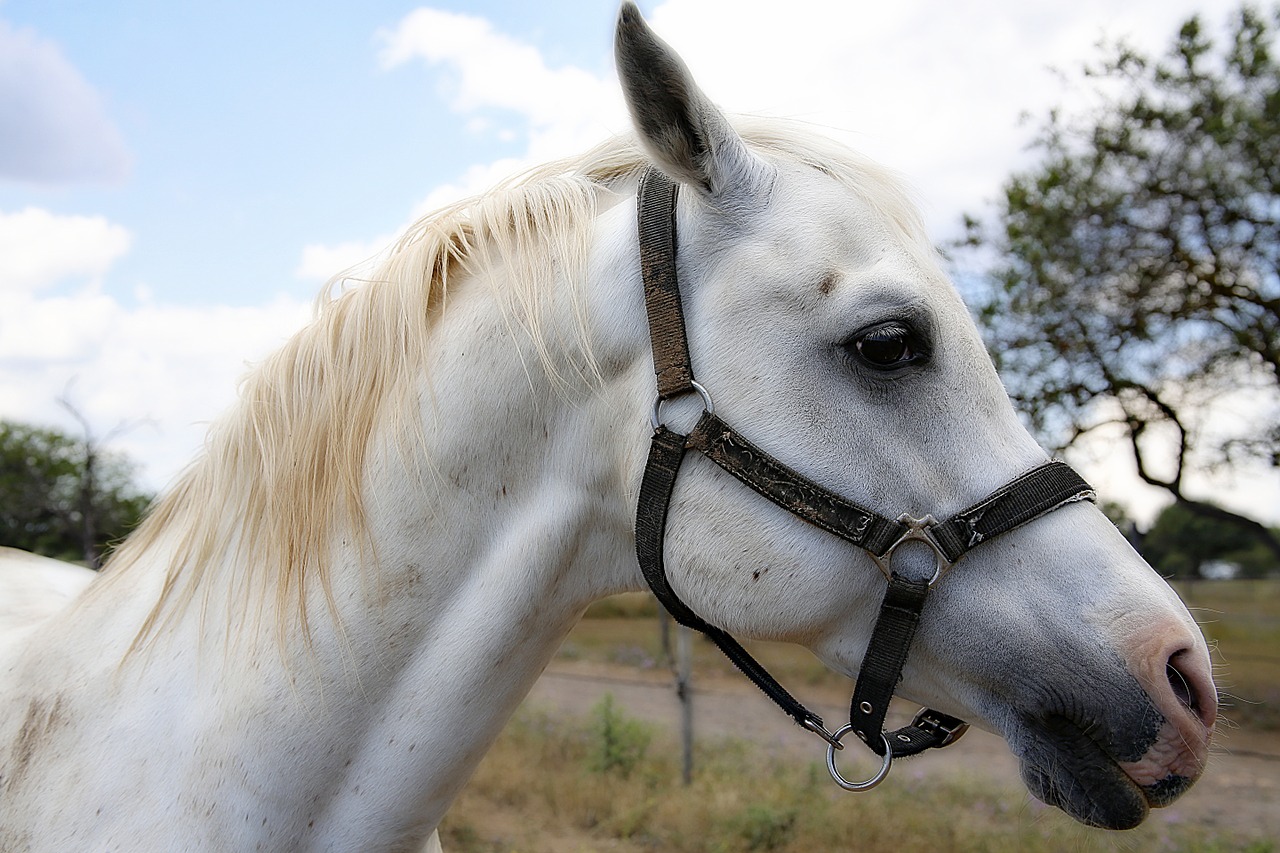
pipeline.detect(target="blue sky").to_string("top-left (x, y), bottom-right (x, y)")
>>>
top-left (1, 0), bottom-right (1272, 524)
top-left (0, 0), bottom-right (614, 308)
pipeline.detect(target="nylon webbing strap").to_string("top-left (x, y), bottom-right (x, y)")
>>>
top-left (928, 461), bottom-right (1096, 564)
top-left (634, 423), bottom-right (829, 733)
top-left (638, 168), bottom-right (694, 399)
top-left (848, 575), bottom-right (929, 754)
top-left (634, 168), bottom-right (832, 738)
top-left (635, 425), bottom-right (704, 628)
top-left (688, 412), bottom-right (907, 555)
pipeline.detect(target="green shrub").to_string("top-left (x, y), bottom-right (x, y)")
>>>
top-left (587, 693), bottom-right (653, 778)
top-left (729, 804), bottom-right (798, 851)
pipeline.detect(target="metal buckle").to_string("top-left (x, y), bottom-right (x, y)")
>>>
top-left (870, 514), bottom-right (955, 586)
top-left (910, 707), bottom-right (969, 747)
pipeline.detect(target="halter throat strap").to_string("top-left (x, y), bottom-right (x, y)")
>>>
top-left (632, 167), bottom-right (1097, 779)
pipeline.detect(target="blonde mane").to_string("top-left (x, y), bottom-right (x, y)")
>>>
top-left (98, 121), bottom-right (932, 644)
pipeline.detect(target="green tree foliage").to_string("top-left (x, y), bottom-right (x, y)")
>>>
top-left (958, 5), bottom-right (1280, 557)
top-left (0, 420), bottom-right (152, 567)
top-left (1143, 500), bottom-right (1278, 577)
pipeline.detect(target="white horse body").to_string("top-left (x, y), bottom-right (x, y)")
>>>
top-left (0, 196), bottom-right (646, 848)
top-left (1, 6), bottom-right (1214, 850)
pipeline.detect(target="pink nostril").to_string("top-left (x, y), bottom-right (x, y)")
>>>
top-left (1167, 649), bottom-right (1217, 729)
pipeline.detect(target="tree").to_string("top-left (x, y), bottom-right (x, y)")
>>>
top-left (1142, 500), bottom-right (1278, 578)
top-left (0, 419), bottom-right (152, 567)
top-left (957, 5), bottom-right (1280, 558)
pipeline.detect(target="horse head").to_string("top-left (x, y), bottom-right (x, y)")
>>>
top-left (614, 3), bottom-right (1214, 829)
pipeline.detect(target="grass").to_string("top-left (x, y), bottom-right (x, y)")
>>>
top-left (1174, 580), bottom-right (1280, 730)
top-left (441, 702), bottom-right (1272, 853)
top-left (437, 582), bottom-right (1279, 852)
top-left (561, 594), bottom-right (846, 694)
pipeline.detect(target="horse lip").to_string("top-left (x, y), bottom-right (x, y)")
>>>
top-left (1015, 714), bottom-right (1152, 830)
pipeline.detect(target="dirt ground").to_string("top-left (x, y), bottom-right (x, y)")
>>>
top-left (523, 659), bottom-right (1280, 843)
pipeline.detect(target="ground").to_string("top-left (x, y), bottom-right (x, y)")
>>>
top-left (521, 657), bottom-right (1280, 843)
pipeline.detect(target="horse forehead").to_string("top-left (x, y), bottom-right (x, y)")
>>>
top-left (746, 176), bottom-right (932, 287)
top-left (771, 164), bottom-right (901, 232)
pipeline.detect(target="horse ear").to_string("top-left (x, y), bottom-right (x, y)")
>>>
top-left (615, 2), bottom-right (770, 205)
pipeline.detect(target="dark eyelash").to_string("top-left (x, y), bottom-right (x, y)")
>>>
top-left (846, 321), bottom-right (928, 371)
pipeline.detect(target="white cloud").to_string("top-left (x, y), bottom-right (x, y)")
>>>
top-left (359, 0), bottom-right (1242, 256)
top-left (645, 0), bottom-right (1238, 237)
top-left (303, 10), bottom-right (627, 282)
top-left (377, 7), bottom-right (625, 168)
top-left (199, 0), bottom-right (1278, 525)
top-left (0, 19), bottom-right (130, 184)
top-left (0, 290), bottom-right (311, 491)
top-left (0, 209), bottom-right (310, 490)
top-left (295, 236), bottom-right (389, 282)
top-left (377, 7), bottom-right (617, 136)
top-left (0, 208), bottom-right (132, 294)
top-left (408, 157), bottom-right (533, 217)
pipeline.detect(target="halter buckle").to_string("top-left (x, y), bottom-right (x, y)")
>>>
top-left (910, 707), bottom-right (969, 747)
top-left (871, 514), bottom-right (956, 587)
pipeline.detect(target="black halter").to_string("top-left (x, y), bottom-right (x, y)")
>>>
top-left (632, 167), bottom-right (1097, 789)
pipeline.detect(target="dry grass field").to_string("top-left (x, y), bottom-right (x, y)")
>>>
top-left (438, 582), bottom-right (1280, 852)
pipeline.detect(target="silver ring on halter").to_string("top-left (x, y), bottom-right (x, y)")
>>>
top-left (870, 513), bottom-right (956, 587)
top-left (825, 726), bottom-right (893, 791)
top-left (649, 380), bottom-right (714, 431)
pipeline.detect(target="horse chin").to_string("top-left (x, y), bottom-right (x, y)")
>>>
top-left (1014, 717), bottom-right (1154, 830)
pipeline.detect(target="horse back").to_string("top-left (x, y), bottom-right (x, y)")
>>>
top-left (0, 548), bottom-right (95, 641)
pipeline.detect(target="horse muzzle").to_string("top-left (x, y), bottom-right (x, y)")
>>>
top-left (1013, 619), bottom-right (1216, 829)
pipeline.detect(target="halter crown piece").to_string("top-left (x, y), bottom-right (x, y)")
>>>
top-left (632, 167), bottom-right (1098, 790)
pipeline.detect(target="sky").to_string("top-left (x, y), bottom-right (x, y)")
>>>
top-left (1, 0), bottom-right (1274, 527)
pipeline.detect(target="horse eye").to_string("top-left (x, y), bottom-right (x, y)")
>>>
top-left (850, 323), bottom-right (924, 370)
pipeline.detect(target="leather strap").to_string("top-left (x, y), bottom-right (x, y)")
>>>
top-left (635, 169), bottom-right (837, 742)
top-left (638, 169), bottom-right (695, 399)
top-left (689, 414), bottom-right (1094, 565)
top-left (688, 412), bottom-right (906, 555)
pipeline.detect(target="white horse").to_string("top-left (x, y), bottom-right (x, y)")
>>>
top-left (1, 5), bottom-right (1214, 850)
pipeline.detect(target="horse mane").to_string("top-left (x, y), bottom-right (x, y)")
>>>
top-left (97, 120), bottom-right (932, 647)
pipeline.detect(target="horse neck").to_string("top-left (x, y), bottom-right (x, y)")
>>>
top-left (270, 204), bottom-right (650, 841)
top-left (33, 191), bottom-right (654, 849)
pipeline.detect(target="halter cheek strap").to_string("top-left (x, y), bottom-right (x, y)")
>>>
top-left (632, 167), bottom-right (1097, 788)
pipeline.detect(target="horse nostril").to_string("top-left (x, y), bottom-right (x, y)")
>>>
top-left (1167, 660), bottom-right (1195, 713)
top-left (1166, 649), bottom-right (1215, 728)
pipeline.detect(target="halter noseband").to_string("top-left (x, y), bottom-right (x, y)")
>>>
top-left (633, 167), bottom-right (1097, 790)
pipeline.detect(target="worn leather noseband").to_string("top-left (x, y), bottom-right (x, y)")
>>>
top-left (632, 167), bottom-right (1097, 789)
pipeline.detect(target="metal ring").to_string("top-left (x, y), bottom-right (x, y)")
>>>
top-left (649, 380), bottom-right (715, 431)
top-left (825, 726), bottom-right (893, 791)
top-left (870, 514), bottom-right (954, 587)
